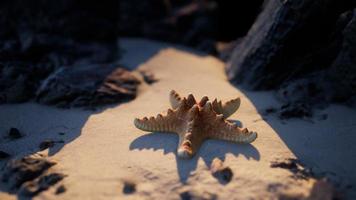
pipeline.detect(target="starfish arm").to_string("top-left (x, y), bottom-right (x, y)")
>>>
top-left (212, 97), bottom-right (241, 119)
top-left (170, 90), bottom-right (182, 109)
top-left (208, 115), bottom-right (257, 143)
top-left (170, 90), bottom-right (197, 109)
top-left (134, 109), bottom-right (179, 133)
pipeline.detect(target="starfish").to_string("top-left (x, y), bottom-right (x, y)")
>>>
top-left (134, 90), bottom-right (257, 159)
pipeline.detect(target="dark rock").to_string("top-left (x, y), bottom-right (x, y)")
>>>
top-left (0, 62), bottom-right (52, 103)
top-left (271, 159), bottom-right (298, 170)
top-left (210, 158), bottom-right (233, 184)
top-left (264, 107), bottom-right (277, 115)
top-left (139, 70), bottom-right (158, 84)
top-left (0, 150), bottom-right (11, 159)
top-left (277, 76), bottom-right (328, 109)
top-left (1, 155), bottom-right (56, 189)
top-left (227, 0), bottom-right (353, 89)
top-left (39, 140), bottom-right (55, 151)
top-left (36, 65), bottom-right (140, 108)
top-left (55, 185), bottom-right (66, 195)
top-left (317, 114), bottom-right (328, 121)
top-left (8, 127), bottom-right (22, 139)
top-left (122, 180), bottom-right (136, 194)
top-left (119, 0), bottom-right (263, 54)
top-left (0, 0), bottom-right (119, 106)
top-left (271, 158), bottom-right (313, 180)
top-left (325, 9), bottom-right (356, 103)
top-left (227, 0), bottom-right (356, 109)
top-left (278, 103), bottom-right (312, 119)
top-left (19, 173), bottom-right (65, 197)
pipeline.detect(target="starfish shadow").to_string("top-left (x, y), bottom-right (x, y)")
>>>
top-left (129, 132), bottom-right (260, 183)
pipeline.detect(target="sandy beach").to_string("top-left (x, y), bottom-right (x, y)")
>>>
top-left (1, 38), bottom-right (356, 200)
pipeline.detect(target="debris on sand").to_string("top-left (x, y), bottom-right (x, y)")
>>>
top-left (0, 150), bottom-right (11, 159)
top-left (263, 103), bottom-right (312, 120)
top-left (279, 103), bottom-right (312, 120)
top-left (19, 172), bottom-right (66, 197)
top-left (139, 70), bottom-right (158, 85)
top-left (122, 180), bottom-right (136, 194)
top-left (1, 155), bottom-right (56, 189)
top-left (210, 158), bottom-right (233, 184)
top-left (8, 127), bottom-right (23, 139)
top-left (55, 184), bottom-right (67, 195)
top-left (270, 158), bottom-right (313, 180)
top-left (39, 140), bottom-right (55, 151)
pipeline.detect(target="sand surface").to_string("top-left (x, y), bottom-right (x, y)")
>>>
top-left (1, 38), bottom-right (356, 199)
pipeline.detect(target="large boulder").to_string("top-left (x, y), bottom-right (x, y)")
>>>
top-left (227, 0), bottom-right (356, 107)
top-left (36, 64), bottom-right (141, 108)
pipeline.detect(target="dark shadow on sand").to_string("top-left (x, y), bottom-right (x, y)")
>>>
top-left (235, 87), bottom-right (356, 198)
top-left (129, 132), bottom-right (260, 183)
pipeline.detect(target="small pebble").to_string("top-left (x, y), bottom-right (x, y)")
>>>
top-left (55, 185), bottom-right (67, 195)
top-left (39, 140), bottom-right (55, 150)
top-left (0, 150), bottom-right (11, 159)
top-left (318, 114), bottom-right (328, 121)
top-left (210, 158), bottom-right (233, 184)
top-left (123, 181), bottom-right (136, 194)
top-left (8, 127), bottom-right (22, 139)
top-left (140, 70), bottom-right (158, 84)
top-left (265, 107), bottom-right (277, 115)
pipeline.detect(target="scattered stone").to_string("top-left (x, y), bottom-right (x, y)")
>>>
top-left (1, 155), bottom-right (56, 189)
top-left (180, 190), bottom-right (217, 200)
top-left (139, 70), bottom-right (158, 84)
top-left (39, 140), bottom-right (55, 151)
top-left (271, 158), bottom-right (313, 180)
top-left (271, 159), bottom-right (298, 169)
top-left (278, 103), bottom-right (312, 120)
top-left (55, 184), bottom-right (66, 195)
top-left (264, 107), bottom-right (277, 115)
top-left (317, 114), bottom-right (328, 121)
top-left (210, 158), bottom-right (233, 184)
top-left (122, 180), bottom-right (136, 194)
top-left (0, 150), bottom-right (11, 159)
top-left (19, 173), bottom-right (66, 197)
top-left (8, 127), bottom-right (22, 139)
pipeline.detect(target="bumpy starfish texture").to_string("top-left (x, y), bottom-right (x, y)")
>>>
top-left (134, 90), bottom-right (257, 159)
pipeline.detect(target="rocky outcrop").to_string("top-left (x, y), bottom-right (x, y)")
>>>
top-left (0, 0), bottom-right (144, 108)
top-left (118, 0), bottom-right (263, 54)
top-left (227, 0), bottom-right (356, 108)
top-left (36, 65), bottom-right (140, 108)
top-left (1, 154), bottom-right (65, 197)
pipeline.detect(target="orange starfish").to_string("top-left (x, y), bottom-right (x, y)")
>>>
top-left (134, 90), bottom-right (257, 159)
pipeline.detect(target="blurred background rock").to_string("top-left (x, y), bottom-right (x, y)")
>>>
top-left (0, 0), bottom-right (355, 110)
